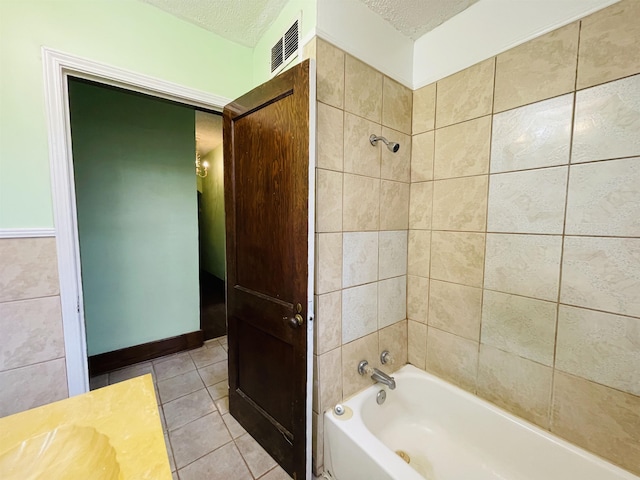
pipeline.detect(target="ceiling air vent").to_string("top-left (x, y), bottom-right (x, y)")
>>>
top-left (270, 16), bottom-right (300, 76)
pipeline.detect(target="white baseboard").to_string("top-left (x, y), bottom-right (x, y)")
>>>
top-left (0, 228), bottom-right (56, 238)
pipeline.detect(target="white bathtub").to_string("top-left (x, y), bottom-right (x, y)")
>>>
top-left (323, 364), bottom-right (638, 480)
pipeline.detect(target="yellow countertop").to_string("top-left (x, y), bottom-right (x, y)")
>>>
top-left (0, 374), bottom-right (171, 479)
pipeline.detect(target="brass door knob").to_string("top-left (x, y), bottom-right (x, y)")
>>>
top-left (289, 314), bottom-right (304, 328)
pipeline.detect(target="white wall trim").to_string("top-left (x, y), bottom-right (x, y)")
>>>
top-left (41, 47), bottom-right (230, 397)
top-left (0, 228), bottom-right (56, 238)
top-left (305, 58), bottom-right (316, 480)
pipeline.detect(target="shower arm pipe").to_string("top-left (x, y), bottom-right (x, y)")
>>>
top-left (369, 134), bottom-right (400, 153)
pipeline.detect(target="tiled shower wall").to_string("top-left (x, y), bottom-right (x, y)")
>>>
top-left (0, 238), bottom-right (68, 416)
top-left (312, 37), bottom-right (412, 474)
top-left (407, 0), bottom-right (640, 475)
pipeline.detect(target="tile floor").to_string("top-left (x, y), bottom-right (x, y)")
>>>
top-left (90, 336), bottom-right (293, 480)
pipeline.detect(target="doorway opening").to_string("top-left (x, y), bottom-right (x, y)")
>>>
top-left (195, 111), bottom-right (227, 341)
top-left (66, 77), bottom-right (226, 378)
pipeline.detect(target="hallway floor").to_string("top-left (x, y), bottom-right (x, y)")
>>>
top-left (90, 336), bottom-right (292, 480)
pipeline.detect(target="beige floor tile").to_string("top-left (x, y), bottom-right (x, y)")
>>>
top-left (207, 380), bottom-right (229, 401)
top-left (178, 442), bottom-right (252, 480)
top-left (222, 412), bottom-right (247, 439)
top-left (190, 344), bottom-right (227, 369)
top-left (236, 433), bottom-right (278, 478)
top-left (215, 396), bottom-right (229, 415)
top-left (157, 370), bottom-right (204, 404)
top-left (198, 359), bottom-right (228, 386)
top-left (109, 361), bottom-right (154, 384)
top-left (163, 389), bottom-right (216, 431)
top-left (169, 412), bottom-right (231, 468)
top-left (154, 353), bottom-right (196, 381)
top-left (259, 465), bottom-right (293, 480)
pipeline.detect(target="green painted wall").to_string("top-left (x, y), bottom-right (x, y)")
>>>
top-left (200, 145), bottom-right (226, 280)
top-left (252, 0), bottom-right (317, 85)
top-left (69, 79), bottom-right (199, 355)
top-left (0, 0), bottom-right (254, 229)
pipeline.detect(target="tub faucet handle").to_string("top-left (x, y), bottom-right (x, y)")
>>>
top-left (380, 350), bottom-right (394, 365)
top-left (357, 360), bottom-right (372, 376)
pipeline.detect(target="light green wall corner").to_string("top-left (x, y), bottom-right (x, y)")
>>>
top-left (252, 0), bottom-right (317, 86)
top-left (69, 79), bottom-right (199, 355)
top-left (200, 145), bottom-right (226, 281)
top-left (0, 0), bottom-right (254, 228)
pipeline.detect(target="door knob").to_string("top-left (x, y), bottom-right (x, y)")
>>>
top-left (289, 314), bottom-right (304, 328)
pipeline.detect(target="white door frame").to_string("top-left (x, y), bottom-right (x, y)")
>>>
top-left (42, 47), bottom-right (231, 396)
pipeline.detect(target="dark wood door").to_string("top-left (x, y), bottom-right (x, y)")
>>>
top-left (223, 60), bottom-right (310, 479)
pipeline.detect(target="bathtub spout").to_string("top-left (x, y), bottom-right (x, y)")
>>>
top-left (371, 368), bottom-right (396, 390)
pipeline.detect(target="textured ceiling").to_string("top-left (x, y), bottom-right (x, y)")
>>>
top-left (141, 0), bottom-right (480, 47)
top-left (195, 111), bottom-right (222, 158)
top-left (141, 0), bottom-right (289, 47)
top-left (358, 0), bottom-right (480, 40)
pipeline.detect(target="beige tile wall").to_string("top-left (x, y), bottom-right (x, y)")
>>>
top-left (0, 237), bottom-right (68, 417)
top-left (407, 1), bottom-right (640, 475)
top-left (312, 37), bottom-right (410, 475)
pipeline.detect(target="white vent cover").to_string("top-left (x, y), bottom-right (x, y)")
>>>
top-left (270, 16), bottom-right (300, 76)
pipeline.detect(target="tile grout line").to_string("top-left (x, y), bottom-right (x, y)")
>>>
top-left (549, 19), bottom-right (583, 431)
top-left (474, 55), bottom-right (498, 395)
top-left (424, 78), bottom-right (438, 367)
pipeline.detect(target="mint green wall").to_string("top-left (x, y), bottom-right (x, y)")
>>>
top-left (252, 0), bottom-right (317, 85)
top-left (200, 145), bottom-right (226, 280)
top-left (69, 79), bottom-right (199, 355)
top-left (0, 0), bottom-right (254, 229)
